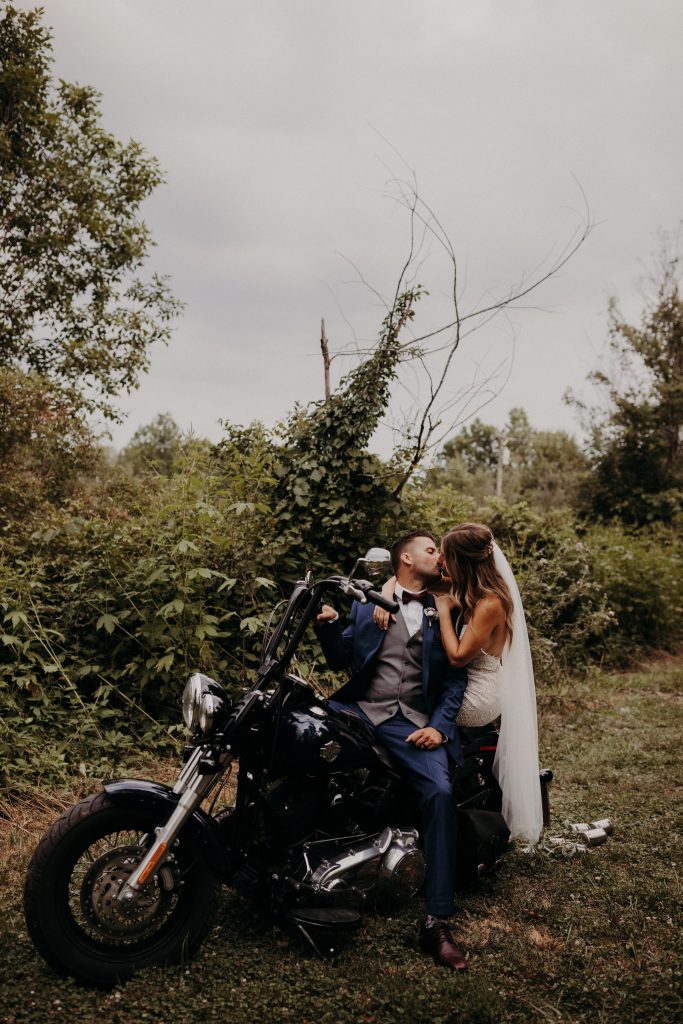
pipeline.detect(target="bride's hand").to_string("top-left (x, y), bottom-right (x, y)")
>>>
top-left (374, 575), bottom-right (397, 630)
top-left (434, 592), bottom-right (457, 613)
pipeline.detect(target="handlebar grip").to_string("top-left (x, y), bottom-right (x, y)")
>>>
top-left (366, 590), bottom-right (400, 613)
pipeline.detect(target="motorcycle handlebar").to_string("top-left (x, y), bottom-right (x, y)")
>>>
top-left (365, 589), bottom-right (400, 613)
top-left (350, 579), bottom-right (399, 613)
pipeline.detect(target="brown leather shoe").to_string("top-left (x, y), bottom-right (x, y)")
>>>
top-left (420, 915), bottom-right (467, 971)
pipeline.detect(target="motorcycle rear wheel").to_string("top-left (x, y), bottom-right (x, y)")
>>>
top-left (24, 791), bottom-right (216, 986)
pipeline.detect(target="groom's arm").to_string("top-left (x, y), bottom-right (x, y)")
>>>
top-left (314, 601), bottom-right (359, 671)
top-left (428, 663), bottom-right (468, 743)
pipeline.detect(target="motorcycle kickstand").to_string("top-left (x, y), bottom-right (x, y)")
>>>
top-left (293, 921), bottom-right (333, 959)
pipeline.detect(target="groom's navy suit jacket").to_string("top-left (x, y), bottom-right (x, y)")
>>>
top-left (317, 597), bottom-right (468, 766)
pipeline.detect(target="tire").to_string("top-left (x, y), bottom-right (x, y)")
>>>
top-left (24, 791), bottom-right (217, 986)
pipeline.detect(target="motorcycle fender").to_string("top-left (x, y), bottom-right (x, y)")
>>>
top-left (103, 778), bottom-right (232, 878)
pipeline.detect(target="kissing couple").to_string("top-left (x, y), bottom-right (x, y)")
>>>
top-left (315, 523), bottom-right (542, 971)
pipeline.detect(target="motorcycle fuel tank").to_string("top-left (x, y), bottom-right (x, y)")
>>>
top-left (269, 693), bottom-right (384, 777)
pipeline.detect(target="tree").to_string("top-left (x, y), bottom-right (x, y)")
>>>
top-left (272, 290), bottom-right (420, 575)
top-left (119, 413), bottom-right (183, 477)
top-left (425, 407), bottom-right (588, 510)
top-left (569, 237), bottom-right (683, 525)
top-left (515, 428), bottom-right (589, 510)
top-left (443, 418), bottom-right (498, 475)
top-left (0, 3), bottom-right (182, 420)
top-left (0, 366), bottom-right (99, 525)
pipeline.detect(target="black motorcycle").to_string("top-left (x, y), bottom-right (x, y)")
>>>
top-left (24, 548), bottom-right (552, 985)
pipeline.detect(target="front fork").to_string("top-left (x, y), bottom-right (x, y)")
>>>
top-left (117, 746), bottom-right (233, 904)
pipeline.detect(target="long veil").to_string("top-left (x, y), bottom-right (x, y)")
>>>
top-left (492, 543), bottom-right (544, 844)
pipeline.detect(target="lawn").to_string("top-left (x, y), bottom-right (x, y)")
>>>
top-left (0, 658), bottom-right (681, 1024)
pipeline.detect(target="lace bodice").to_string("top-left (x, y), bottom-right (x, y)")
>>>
top-left (456, 624), bottom-right (502, 726)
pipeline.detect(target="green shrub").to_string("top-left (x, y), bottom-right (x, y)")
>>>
top-left (2, 447), bottom-right (681, 792)
top-left (584, 523), bottom-right (683, 658)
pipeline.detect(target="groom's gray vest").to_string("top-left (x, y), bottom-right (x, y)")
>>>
top-left (357, 611), bottom-right (429, 728)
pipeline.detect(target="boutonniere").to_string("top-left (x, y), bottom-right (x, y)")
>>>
top-left (424, 607), bottom-right (439, 627)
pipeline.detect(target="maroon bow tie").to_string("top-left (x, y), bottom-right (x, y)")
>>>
top-left (402, 591), bottom-right (428, 606)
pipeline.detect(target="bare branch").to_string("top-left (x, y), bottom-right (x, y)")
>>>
top-left (320, 318), bottom-right (331, 400)
top-left (323, 170), bottom-right (592, 495)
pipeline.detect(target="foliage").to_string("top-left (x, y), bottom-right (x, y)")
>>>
top-left (568, 241), bottom-right (683, 525)
top-left (0, 2), bottom-right (182, 420)
top-left (118, 412), bottom-right (185, 477)
top-left (427, 407), bottom-right (589, 512)
top-left (0, 367), bottom-right (99, 526)
top-left (0, 444), bottom-right (282, 790)
top-left (268, 290), bottom-right (421, 577)
top-left (583, 522), bottom-right (683, 657)
top-left (3, 418), bottom-right (682, 790)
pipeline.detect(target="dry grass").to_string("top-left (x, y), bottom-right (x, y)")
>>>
top-left (0, 759), bottom-right (237, 902)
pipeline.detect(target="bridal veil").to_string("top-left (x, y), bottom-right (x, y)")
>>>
top-left (492, 543), bottom-right (544, 844)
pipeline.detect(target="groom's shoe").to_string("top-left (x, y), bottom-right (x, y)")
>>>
top-left (420, 915), bottom-right (467, 971)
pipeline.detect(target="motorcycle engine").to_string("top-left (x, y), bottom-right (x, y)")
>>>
top-left (304, 827), bottom-right (425, 904)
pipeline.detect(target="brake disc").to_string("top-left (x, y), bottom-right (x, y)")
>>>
top-left (79, 845), bottom-right (175, 941)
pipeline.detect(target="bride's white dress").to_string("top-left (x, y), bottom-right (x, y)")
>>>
top-left (455, 624), bottom-right (502, 726)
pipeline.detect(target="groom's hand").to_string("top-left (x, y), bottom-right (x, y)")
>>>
top-left (315, 604), bottom-right (339, 624)
top-left (406, 727), bottom-right (444, 751)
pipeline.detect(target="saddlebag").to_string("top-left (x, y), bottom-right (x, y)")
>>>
top-left (456, 808), bottom-right (510, 890)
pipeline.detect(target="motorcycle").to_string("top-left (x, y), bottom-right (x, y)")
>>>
top-left (24, 548), bottom-right (553, 985)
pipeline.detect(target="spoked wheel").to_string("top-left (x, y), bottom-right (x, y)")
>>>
top-left (24, 792), bottom-right (216, 986)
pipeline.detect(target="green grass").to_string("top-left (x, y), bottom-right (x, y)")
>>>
top-left (1, 659), bottom-right (681, 1024)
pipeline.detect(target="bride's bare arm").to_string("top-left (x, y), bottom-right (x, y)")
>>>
top-left (373, 575), bottom-right (397, 630)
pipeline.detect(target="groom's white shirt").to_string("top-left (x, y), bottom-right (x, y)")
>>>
top-left (393, 583), bottom-right (426, 637)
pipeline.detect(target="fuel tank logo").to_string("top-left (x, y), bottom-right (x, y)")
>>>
top-left (320, 740), bottom-right (342, 763)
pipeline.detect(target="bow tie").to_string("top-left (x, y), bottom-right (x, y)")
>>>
top-left (401, 591), bottom-right (428, 606)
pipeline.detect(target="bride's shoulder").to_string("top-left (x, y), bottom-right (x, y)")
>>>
top-left (475, 594), bottom-right (505, 621)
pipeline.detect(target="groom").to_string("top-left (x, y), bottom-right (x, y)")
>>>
top-left (315, 529), bottom-right (469, 971)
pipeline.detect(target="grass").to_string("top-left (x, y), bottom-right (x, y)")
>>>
top-left (0, 658), bottom-right (681, 1024)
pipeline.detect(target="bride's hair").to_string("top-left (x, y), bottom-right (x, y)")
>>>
top-left (440, 523), bottom-right (514, 644)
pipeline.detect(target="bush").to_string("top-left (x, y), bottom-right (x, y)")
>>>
top-left (583, 523), bottom-right (683, 658)
top-left (2, 445), bottom-right (681, 792)
top-left (0, 441), bottom-right (281, 789)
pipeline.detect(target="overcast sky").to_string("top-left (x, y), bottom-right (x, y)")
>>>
top-left (20, 0), bottom-right (682, 454)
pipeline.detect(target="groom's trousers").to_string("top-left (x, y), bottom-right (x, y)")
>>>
top-left (328, 700), bottom-right (458, 917)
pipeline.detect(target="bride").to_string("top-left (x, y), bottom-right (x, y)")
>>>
top-left (376, 522), bottom-right (543, 845)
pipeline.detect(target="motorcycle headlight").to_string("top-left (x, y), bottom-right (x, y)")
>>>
top-left (199, 692), bottom-right (223, 733)
top-left (182, 674), bottom-right (204, 730)
top-left (182, 673), bottom-right (227, 733)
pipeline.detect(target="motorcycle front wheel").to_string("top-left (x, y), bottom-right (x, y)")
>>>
top-left (24, 791), bottom-right (217, 986)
